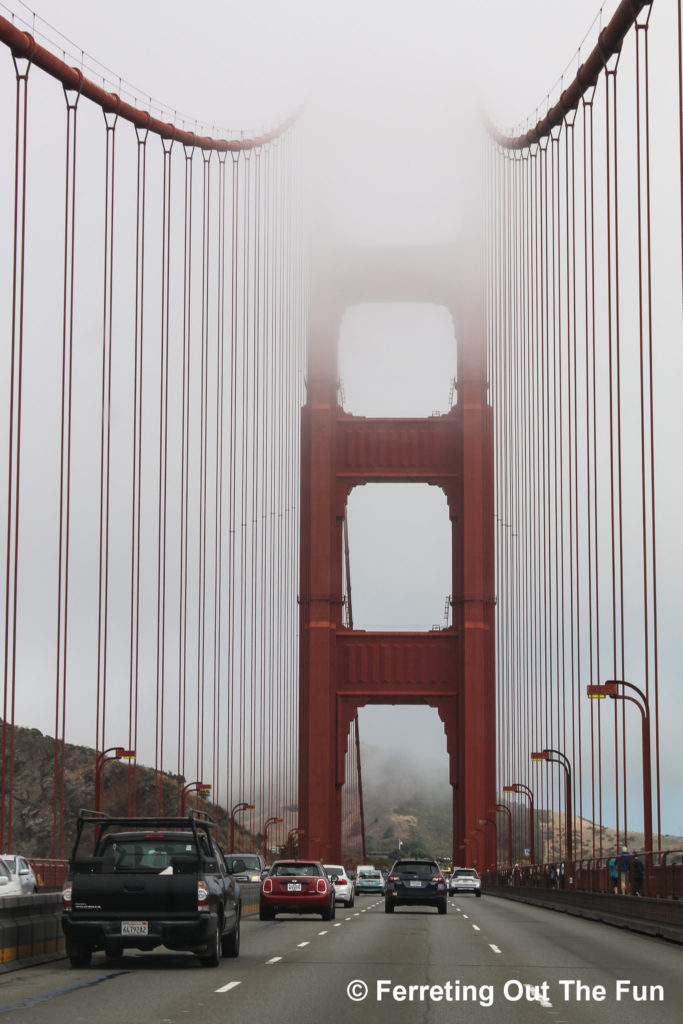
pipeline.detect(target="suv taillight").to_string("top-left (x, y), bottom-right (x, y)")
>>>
top-left (262, 878), bottom-right (273, 894)
top-left (432, 875), bottom-right (445, 884)
top-left (62, 880), bottom-right (72, 910)
top-left (316, 878), bottom-right (327, 894)
top-left (388, 874), bottom-right (400, 882)
top-left (197, 880), bottom-right (209, 910)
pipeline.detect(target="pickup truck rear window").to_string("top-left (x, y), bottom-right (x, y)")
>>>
top-left (101, 838), bottom-right (199, 872)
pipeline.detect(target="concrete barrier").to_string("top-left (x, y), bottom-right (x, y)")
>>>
top-left (0, 894), bottom-right (65, 972)
top-left (0, 883), bottom-right (262, 973)
top-left (485, 885), bottom-right (683, 944)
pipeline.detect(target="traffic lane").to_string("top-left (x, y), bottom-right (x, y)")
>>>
top-left (0, 903), bottom-right (388, 1022)
top-left (0, 897), bottom-right (680, 1023)
top-left (448, 893), bottom-right (683, 1024)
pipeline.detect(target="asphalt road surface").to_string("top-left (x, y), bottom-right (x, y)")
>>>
top-left (0, 894), bottom-right (681, 1023)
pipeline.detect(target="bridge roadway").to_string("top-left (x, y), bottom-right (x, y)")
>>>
top-left (0, 895), bottom-right (681, 1023)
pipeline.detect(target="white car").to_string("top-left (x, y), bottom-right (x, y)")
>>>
top-left (449, 867), bottom-right (482, 897)
top-left (1, 854), bottom-right (37, 894)
top-left (323, 864), bottom-right (355, 907)
top-left (0, 857), bottom-right (26, 896)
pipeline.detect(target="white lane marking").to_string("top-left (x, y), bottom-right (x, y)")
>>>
top-left (354, 912), bottom-right (360, 917)
top-left (215, 981), bottom-right (241, 993)
top-left (472, 925), bottom-right (480, 931)
top-left (266, 956), bottom-right (282, 964)
top-left (297, 941), bottom-right (309, 947)
top-left (318, 930), bottom-right (328, 935)
top-left (489, 944), bottom-right (502, 955)
top-left (462, 914), bottom-right (469, 919)
top-left (333, 922), bottom-right (342, 927)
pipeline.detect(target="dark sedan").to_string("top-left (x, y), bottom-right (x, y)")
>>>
top-left (384, 857), bottom-right (448, 914)
top-left (260, 860), bottom-right (335, 921)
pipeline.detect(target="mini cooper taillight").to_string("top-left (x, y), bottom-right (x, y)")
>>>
top-left (197, 880), bottom-right (210, 910)
top-left (262, 878), bottom-right (273, 894)
top-left (316, 878), bottom-right (327, 894)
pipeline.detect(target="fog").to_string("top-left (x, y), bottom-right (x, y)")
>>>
top-left (2, 0), bottom-right (681, 838)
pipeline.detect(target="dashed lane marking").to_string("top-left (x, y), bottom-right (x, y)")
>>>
top-left (215, 981), bottom-right (242, 994)
top-left (489, 944), bottom-right (502, 955)
top-left (318, 930), bottom-right (328, 935)
top-left (297, 942), bottom-right (310, 947)
top-left (472, 925), bottom-right (480, 931)
top-left (266, 956), bottom-right (282, 964)
top-left (333, 923), bottom-right (342, 927)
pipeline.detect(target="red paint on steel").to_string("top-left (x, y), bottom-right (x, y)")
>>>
top-left (299, 296), bottom-right (495, 864)
top-left (491, 1), bottom-right (653, 150)
top-left (0, 15), bottom-right (295, 152)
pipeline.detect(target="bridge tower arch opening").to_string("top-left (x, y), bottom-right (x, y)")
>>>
top-left (299, 242), bottom-right (495, 868)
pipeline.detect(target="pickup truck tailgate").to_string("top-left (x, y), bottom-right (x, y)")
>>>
top-left (73, 872), bottom-right (198, 914)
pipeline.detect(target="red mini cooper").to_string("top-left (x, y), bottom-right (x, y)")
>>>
top-left (259, 860), bottom-right (336, 921)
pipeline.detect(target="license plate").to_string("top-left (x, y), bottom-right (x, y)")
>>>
top-left (287, 883), bottom-right (302, 891)
top-left (409, 880), bottom-right (422, 888)
top-left (121, 921), bottom-right (148, 935)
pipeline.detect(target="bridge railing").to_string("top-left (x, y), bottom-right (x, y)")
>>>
top-left (485, 849), bottom-right (683, 900)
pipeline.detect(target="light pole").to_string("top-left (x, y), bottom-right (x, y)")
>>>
top-left (531, 749), bottom-right (573, 863)
top-left (229, 801), bottom-right (255, 851)
top-left (263, 817), bottom-right (284, 860)
top-left (478, 818), bottom-right (498, 870)
top-left (587, 679), bottom-right (653, 885)
top-left (503, 783), bottom-right (535, 864)
top-left (94, 747), bottom-right (135, 811)
top-left (490, 804), bottom-right (513, 867)
top-left (180, 781), bottom-right (211, 815)
top-left (287, 827), bottom-right (304, 857)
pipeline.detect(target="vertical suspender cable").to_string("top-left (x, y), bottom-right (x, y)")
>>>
top-left (95, 106), bottom-right (119, 788)
top-left (128, 124), bottom-right (148, 814)
top-left (3, 53), bottom-right (31, 853)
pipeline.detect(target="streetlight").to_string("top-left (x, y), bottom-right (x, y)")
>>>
top-left (229, 801), bottom-right (255, 851)
top-left (490, 804), bottom-right (513, 867)
top-left (263, 817), bottom-right (284, 860)
top-left (478, 818), bottom-right (498, 870)
top-left (94, 747), bottom-right (135, 811)
top-left (531, 749), bottom-right (573, 863)
top-left (287, 827), bottom-right (304, 857)
top-left (180, 781), bottom-right (211, 815)
top-left (587, 679), bottom-right (653, 880)
top-left (503, 783), bottom-right (535, 864)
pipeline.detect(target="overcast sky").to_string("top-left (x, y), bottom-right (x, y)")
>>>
top-left (2, 0), bottom-right (681, 836)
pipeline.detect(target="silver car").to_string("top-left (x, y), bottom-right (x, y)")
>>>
top-left (0, 854), bottom-right (36, 894)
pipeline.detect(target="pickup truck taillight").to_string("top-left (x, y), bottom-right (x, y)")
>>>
top-left (197, 880), bottom-right (210, 911)
top-left (62, 881), bottom-right (72, 910)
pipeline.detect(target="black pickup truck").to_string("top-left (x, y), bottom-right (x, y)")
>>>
top-left (61, 809), bottom-right (241, 968)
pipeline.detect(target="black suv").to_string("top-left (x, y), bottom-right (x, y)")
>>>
top-left (62, 810), bottom-right (241, 967)
top-left (384, 858), bottom-right (448, 914)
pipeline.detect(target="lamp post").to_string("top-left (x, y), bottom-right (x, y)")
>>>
top-left (263, 817), bottom-right (284, 860)
top-left (503, 783), bottom-right (535, 864)
top-left (478, 818), bottom-right (497, 870)
top-left (229, 801), bottom-right (255, 851)
top-left (180, 781), bottom-right (211, 815)
top-left (462, 837), bottom-right (479, 868)
top-left (531, 749), bottom-right (573, 863)
top-left (94, 747), bottom-right (135, 811)
top-left (490, 804), bottom-right (513, 867)
top-left (287, 827), bottom-right (304, 857)
top-left (587, 679), bottom-right (653, 884)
